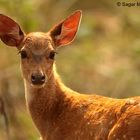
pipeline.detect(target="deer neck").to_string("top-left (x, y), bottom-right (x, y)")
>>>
top-left (24, 64), bottom-right (71, 137)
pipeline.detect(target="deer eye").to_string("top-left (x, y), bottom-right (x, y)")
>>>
top-left (49, 51), bottom-right (56, 60)
top-left (20, 51), bottom-right (27, 59)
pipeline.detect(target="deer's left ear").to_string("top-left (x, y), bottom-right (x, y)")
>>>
top-left (50, 10), bottom-right (82, 48)
top-left (0, 14), bottom-right (24, 47)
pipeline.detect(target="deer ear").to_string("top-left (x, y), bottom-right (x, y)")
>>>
top-left (0, 14), bottom-right (24, 47)
top-left (50, 10), bottom-right (82, 48)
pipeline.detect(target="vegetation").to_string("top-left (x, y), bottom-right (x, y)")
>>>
top-left (0, 0), bottom-right (140, 139)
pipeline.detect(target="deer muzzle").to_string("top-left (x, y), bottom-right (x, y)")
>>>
top-left (31, 73), bottom-right (46, 85)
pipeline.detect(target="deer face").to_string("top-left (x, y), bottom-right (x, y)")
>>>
top-left (0, 11), bottom-right (82, 87)
top-left (20, 33), bottom-right (55, 87)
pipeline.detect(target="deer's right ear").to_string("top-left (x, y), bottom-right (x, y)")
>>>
top-left (0, 14), bottom-right (24, 48)
top-left (50, 10), bottom-right (82, 48)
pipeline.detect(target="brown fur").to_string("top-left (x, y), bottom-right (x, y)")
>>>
top-left (0, 11), bottom-right (140, 140)
top-left (25, 68), bottom-right (140, 140)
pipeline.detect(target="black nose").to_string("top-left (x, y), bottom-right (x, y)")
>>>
top-left (31, 73), bottom-right (45, 85)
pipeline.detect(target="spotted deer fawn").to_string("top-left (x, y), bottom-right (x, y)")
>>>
top-left (0, 11), bottom-right (140, 140)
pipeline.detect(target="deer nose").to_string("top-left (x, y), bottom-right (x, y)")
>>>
top-left (31, 73), bottom-right (45, 85)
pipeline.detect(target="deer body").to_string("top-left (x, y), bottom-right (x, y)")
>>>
top-left (0, 11), bottom-right (140, 140)
top-left (25, 64), bottom-right (140, 140)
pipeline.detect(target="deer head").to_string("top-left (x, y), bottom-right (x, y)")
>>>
top-left (0, 11), bottom-right (82, 87)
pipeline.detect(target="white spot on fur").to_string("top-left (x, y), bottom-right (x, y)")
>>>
top-left (126, 99), bottom-right (135, 105)
top-left (80, 131), bottom-right (83, 136)
top-left (117, 124), bottom-right (120, 127)
top-left (109, 121), bottom-right (113, 125)
top-left (109, 120), bottom-right (114, 125)
top-left (123, 135), bottom-right (126, 138)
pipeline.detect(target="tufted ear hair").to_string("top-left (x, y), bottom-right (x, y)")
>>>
top-left (50, 10), bottom-right (82, 48)
top-left (0, 14), bottom-right (24, 47)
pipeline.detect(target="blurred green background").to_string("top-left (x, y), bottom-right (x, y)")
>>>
top-left (0, 0), bottom-right (140, 139)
